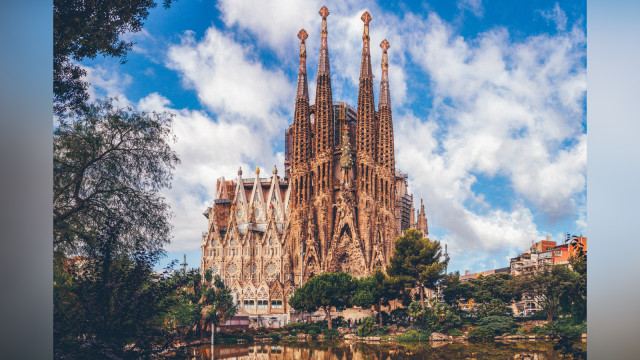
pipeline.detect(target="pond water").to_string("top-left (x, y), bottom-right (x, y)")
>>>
top-left (176, 340), bottom-right (579, 359)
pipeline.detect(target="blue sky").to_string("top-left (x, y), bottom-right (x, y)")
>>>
top-left (79, 0), bottom-right (586, 275)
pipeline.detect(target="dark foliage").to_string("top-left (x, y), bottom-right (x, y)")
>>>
top-left (387, 229), bottom-right (448, 309)
top-left (288, 272), bottom-right (357, 329)
top-left (54, 98), bottom-right (179, 255)
top-left (53, 0), bottom-right (176, 115)
top-left (54, 223), bottom-right (186, 359)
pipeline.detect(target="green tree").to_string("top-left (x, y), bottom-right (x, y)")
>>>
top-left (468, 273), bottom-right (521, 304)
top-left (387, 229), bottom-right (449, 309)
top-left (54, 98), bottom-right (179, 254)
top-left (201, 275), bottom-right (237, 347)
top-left (54, 0), bottom-right (176, 115)
top-left (288, 272), bottom-right (357, 329)
top-left (441, 272), bottom-right (474, 307)
top-left (351, 268), bottom-right (403, 327)
top-left (476, 315), bottom-right (515, 335)
top-left (519, 266), bottom-right (578, 321)
top-left (563, 249), bottom-right (587, 321)
top-left (53, 230), bottom-right (185, 359)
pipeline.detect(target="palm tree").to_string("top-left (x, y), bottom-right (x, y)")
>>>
top-left (200, 275), bottom-right (237, 354)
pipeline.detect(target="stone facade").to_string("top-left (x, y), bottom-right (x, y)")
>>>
top-left (200, 7), bottom-right (428, 317)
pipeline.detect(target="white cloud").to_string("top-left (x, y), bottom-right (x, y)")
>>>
top-left (81, 64), bottom-right (133, 108)
top-left (539, 2), bottom-right (568, 31)
top-left (457, 0), bottom-right (484, 18)
top-left (391, 10), bottom-right (585, 260)
top-left (166, 27), bottom-right (293, 136)
top-left (217, 0), bottom-right (322, 57)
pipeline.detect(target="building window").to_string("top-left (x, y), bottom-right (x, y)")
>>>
top-left (257, 300), bottom-right (268, 309)
top-left (243, 300), bottom-right (255, 309)
top-left (271, 300), bottom-right (283, 309)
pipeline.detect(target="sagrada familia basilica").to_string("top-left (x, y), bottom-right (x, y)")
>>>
top-left (200, 7), bottom-right (428, 321)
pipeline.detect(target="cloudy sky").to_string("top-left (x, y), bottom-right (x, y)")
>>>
top-left (79, 0), bottom-right (586, 274)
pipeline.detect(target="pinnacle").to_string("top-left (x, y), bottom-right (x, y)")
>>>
top-left (319, 5), bottom-right (330, 19)
top-left (298, 29), bottom-right (308, 41)
top-left (381, 39), bottom-right (390, 52)
top-left (361, 11), bottom-right (371, 24)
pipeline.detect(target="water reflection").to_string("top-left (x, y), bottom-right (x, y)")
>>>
top-left (177, 341), bottom-right (567, 360)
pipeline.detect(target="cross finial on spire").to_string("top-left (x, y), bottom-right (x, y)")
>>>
top-left (298, 29), bottom-right (308, 41)
top-left (298, 29), bottom-right (307, 62)
top-left (381, 39), bottom-right (390, 52)
top-left (255, 166), bottom-right (260, 175)
top-left (361, 11), bottom-right (371, 25)
top-left (319, 5), bottom-right (329, 19)
top-left (238, 166), bottom-right (243, 176)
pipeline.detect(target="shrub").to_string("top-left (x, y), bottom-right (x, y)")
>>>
top-left (356, 317), bottom-right (376, 337)
top-left (531, 325), bottom-right (547, 337)
top-left (447, 329), bottom-right (463, 336)
top-left (332, 316), bottom-right (348, 328)
top-left (269, 332), bottom-right (281, 341)
top-left (467, 327), bottom-right (495, 342)
top-left (308, 329), bottom-right (317, 339)
top-left (475, 315), bottom-right (515, 335)
top-left (323, 328), bottom-right (340, 340)
top-left (395, 330), bottom-right (431, 342)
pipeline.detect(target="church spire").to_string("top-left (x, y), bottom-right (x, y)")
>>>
top-left (379, 39), bottom-right (391, 109)
top-left (318, 5), bottom-right (331, 76)
top-left (314, 5), bottom-right (334, 155)
top-left (296, 29), bottom-right (309, 100)
top-left (292, 29), bottom-right (311, 168)
top-left (377, 39), bottom-right (394, 172)
top-left (356, 11), bottom-right (376, 160)
top-left (359, 11), bottom-right (373, 79)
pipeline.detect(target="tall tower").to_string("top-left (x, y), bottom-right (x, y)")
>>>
top-left (378, 39), bottom-right (395, 177)
top-left (288, 29), bottom-right (313, 286)
top-left (377, 39), bottom-right (397, 261)
top-left (314, 5), bottom-right (335, 158)
top-left (355, 11), bottom-right (377, 268)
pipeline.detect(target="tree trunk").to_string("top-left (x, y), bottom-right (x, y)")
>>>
top-left (211, 321), bottom-right (215, 359)
top-left (419, 283), bottom-right (425, 309)
top-left (324, 307), bottom-right (332, 329)
top-left (377, 300), bottom-right (383, 328)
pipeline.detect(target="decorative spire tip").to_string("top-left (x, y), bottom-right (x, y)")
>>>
top-left (298, 29), bottom-right (308, 41)
top-left (361, 11), bottom-right (371, 24)
top-left (319, 5), bottom-right (330, 19)
top-left (381, 39), bottom-right (390, 52)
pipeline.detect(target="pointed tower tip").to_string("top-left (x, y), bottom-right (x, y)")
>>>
top-left (381, 39), bottom-right (390, 52)
top-left (238, 166), bottom-right (243, 176)
top-left (361, 11), bottom-right (372, 24)
top-left (255, 166), bottom-right (260, 175)
top-left (319, 5), bottom-right (330, 18)
top-left (297, 29), bottom-right (308, 41)
top-left (272, 165), bottom-right (278, 175)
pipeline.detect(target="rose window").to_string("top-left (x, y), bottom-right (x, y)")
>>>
top-left (266, 263), bottom-right (277, 274)
top-left (227, 264), bottom-right (238, 275)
